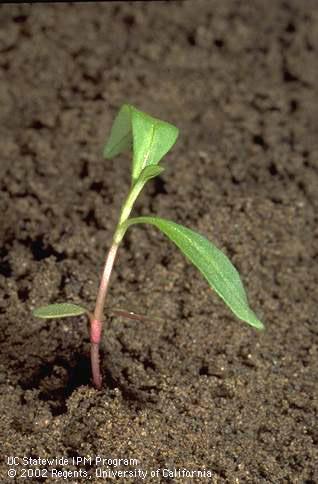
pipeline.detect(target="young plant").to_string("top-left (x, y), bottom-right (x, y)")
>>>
top-left (33, 104), bottom-right (264, 389)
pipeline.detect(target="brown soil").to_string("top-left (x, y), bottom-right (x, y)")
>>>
top-left (0, 1), bottom-right (317, 483)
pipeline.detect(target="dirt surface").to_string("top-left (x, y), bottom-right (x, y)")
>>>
top-left (0, 1), bottom-right (317, 483)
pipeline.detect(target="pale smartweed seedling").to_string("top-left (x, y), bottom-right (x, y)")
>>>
top-left (33, 104), bottom-right (264, 389)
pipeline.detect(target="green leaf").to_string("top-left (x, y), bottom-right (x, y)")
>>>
top-left (135, 164), bottom-right (165, 187)
top-left (103, 104), bottom-right (179, 184)
top-left (33, 303), bottom-right (87, 319)
top-left (103, 104), bottom-right (132, 159)
top-left (122, 217), bottom-right (264, 330)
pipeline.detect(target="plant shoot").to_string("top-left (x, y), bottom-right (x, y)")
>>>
top-left (33, 104), bottom-right (264, 389)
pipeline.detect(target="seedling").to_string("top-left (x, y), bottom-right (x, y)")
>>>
top-left (33, 104), bottom-right (264, 389)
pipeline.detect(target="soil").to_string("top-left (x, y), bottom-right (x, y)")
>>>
top-left (0, 1), bottom-right (317, 483)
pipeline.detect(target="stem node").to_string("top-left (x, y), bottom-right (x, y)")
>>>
top-left (90, 319), bottom-right (102, 345)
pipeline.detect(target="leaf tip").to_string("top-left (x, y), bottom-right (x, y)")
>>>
top-left (247, 313), bottom-right (265, 331)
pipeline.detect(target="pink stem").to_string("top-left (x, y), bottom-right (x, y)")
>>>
top-left (90, 242), bottom-right (119, 388)
top-left (90, 318), bottom-right (102, 388)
